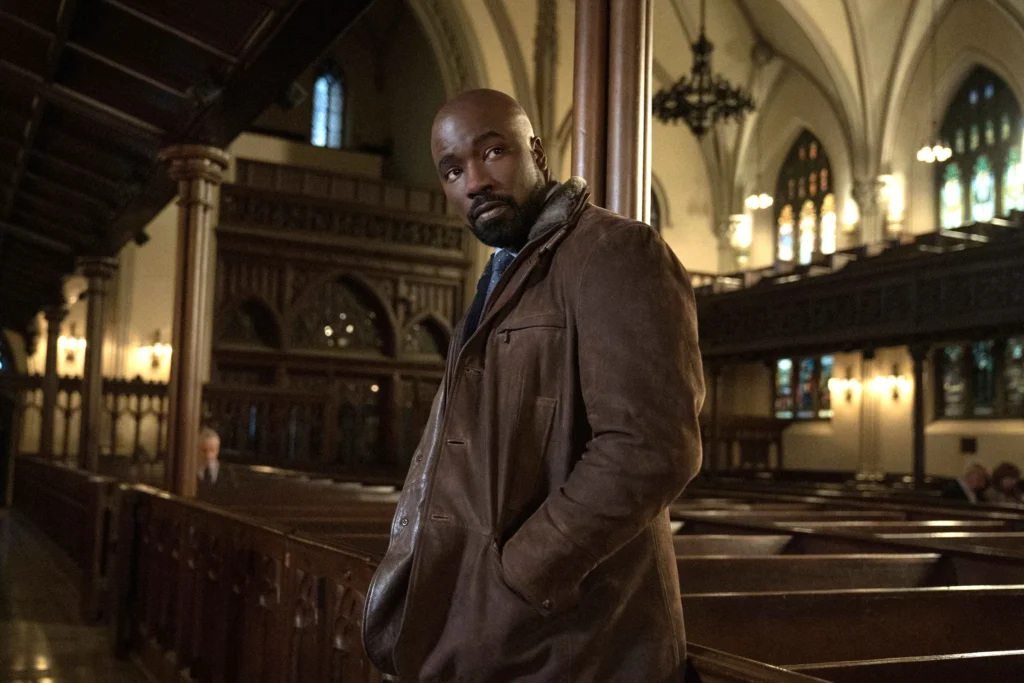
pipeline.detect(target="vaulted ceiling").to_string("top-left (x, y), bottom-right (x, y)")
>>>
top-left (0, 0), bottom-right (374, 331)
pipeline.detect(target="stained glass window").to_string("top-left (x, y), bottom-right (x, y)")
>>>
top-left (798, 200), bottom-right (816, 265)
top-left (941, 345), bottom-right (966, 418)
top-left (818, 356), bottom-right (834, 418)
top-left (774, 356), bottom-right (833, 421)
top-left (1004, 147), bottom-right (1024, 212)
top-left (777, 205), bottom-right (794, 263)
top-left (941, 164), bottom-right (964, 229)
top-left (971, 155), bottom-right (996, 221)
top-left (820, 194), bottom-right (837, 255)
top-left (775, 359), bottom-right (794, 419)
top-left (972, 341), bottom-right (997, 416)
top-left (311, 62), bottom-right (344, 149)
top-left (937, 67), bottom-right (1023, 229)
top-left (1005, 339), bottom-right (1024, 417)
top-left (937, 338), bottom-right (1024, 420)
top-left (775, 130), bottom-right (832, 264)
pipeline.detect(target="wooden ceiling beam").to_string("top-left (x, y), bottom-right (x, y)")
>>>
top-left (1, 0), bottom-right (80, 222)
top-left (20, 170), bottom-right (115, 212)
top-left (100, 0), bottom-right (240, 65)
top-left (44, 84), bottom-right (165, 138)
top-left (64, 42), bottom-right (191, 99)
top-left (27, 149), bottom-right (124, 195)
top-left (0, 220), bottom-right (74, 254)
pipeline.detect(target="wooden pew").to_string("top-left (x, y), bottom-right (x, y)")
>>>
top-left (11, 455), bottom-right (115, 622)
top-left (682, 586), bottom-right (1024, 667)
top-left (677, 552), bottom-right (1024, 593)
top-left (790, 650), bottom-right (1024, 682)
top-left (112, 483), bottom-right (824, 683)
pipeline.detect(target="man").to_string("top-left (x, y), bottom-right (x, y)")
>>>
top-left (363, 89), bottom-right (704, 682)
top-left (196, 427), bottom-right (234, 490)
top-left (941, 461), bottom-right (989, 503)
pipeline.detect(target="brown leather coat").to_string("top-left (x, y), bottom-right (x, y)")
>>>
top-left (363, 178), bottom-right (705, 682)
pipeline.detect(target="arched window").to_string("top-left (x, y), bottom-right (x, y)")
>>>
top-left (221, 300), bottom-right (280, 348)
top-left (774, 130), bottom-right (834, 264)
top-left (649, 190), bottom-right (662, 233)
top-left (291, 279), bottom-right (385, 353)
top-left (936, 66), bottom-right (1023, 229)
top-left (311, 61), bottom-right (344, 149)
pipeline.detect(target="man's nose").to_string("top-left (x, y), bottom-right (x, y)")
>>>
top-left (464, 160), bottom-right (493, 198)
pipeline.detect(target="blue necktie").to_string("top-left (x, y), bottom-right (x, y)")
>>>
top-left (464, 250), bottom-right (516, 341)
top-left (484, 250), bottom-right (516, 306)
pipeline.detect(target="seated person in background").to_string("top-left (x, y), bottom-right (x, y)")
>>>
top-left (983, 462), bottom-right (1023, 504)
top-left (941, 462), bottom-right (989, 503)
top-left (197, 427), bottom-right (236, 490)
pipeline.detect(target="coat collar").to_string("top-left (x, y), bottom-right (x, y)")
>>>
top-left (526, 176), bottom-right (591, 246)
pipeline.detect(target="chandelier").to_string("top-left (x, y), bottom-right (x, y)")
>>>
top-left (918, 0), bottom-right (951, 163)
top-left (652, 0), bottom-right (755, 137)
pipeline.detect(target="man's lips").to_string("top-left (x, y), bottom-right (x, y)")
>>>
top-left (471, 200), bottom-right (509, 221)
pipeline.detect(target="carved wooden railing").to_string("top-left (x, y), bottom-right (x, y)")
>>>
top-left (698, 229), bottom-right (1024, 360)
top-left (701, 416), bottom-right (790, 473)
top-left (3, 374), bottom-right (427, 475)
top-left (2, 375), bottom-right (168, 461)
top-left (114, 485), bottom-right (384, 683)
top-left (12, 456), bottom-right (116, 621)
top-left (233, 158), bottom-right (453, 219)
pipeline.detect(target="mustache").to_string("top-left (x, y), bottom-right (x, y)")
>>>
top-left (468, 194), bottom-right (516, 221)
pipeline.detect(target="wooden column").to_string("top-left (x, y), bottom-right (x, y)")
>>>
top-left (572, 0), bottom-right (652, 219)
top-left (911, 345), bottom-right (929, 489)
top-left (160, 144), bottom-right (229, 498)
top-left (605, 0), bottom-right (652, 221)
top-left (77, 257), bottom-right (117, 472)
top-left (40, 304), bottom-right (67, 459)
top-left (572, 0), bottom-right (609, 206)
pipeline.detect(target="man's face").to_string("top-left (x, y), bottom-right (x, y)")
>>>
top-left (432, 102), bottom-right (549, 250)
top-left (199, 438), bottom-right (219, 465)
top-left (965, 466), bottom-right (987, 491)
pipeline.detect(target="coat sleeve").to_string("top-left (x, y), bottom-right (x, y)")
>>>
top-left (501, 221), bottom-right (705, 614)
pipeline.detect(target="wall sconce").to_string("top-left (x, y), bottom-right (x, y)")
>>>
top-left (57, 322), bottom-right (87, 365)
top-left (827, 366), bottom-right (859, 403)
top-left (142, 329), bottom-right (173, 372)
top-left (871, 363), bottom-right (910, 400)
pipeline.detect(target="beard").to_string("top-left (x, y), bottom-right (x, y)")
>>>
top-left (467, 186), bottom-right (548, 250)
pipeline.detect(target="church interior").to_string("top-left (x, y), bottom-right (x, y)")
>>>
top-left (2, 0), bottom-right (1024, 681)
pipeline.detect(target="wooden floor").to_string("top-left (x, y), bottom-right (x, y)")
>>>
top-left (0, 511), bottom-right (147, 683)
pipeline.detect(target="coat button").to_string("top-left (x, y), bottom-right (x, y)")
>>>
top-left (541, 599), bottom-right (553, 610)
top-left (400, 517), bottom-right (409, 527)
top-left (416, 454), bottom-right (423, 462)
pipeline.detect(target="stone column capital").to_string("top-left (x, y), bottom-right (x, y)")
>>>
top-left (851, 177), bottom-right (885, 215)
top-left (41, 304), bottom-right (68, 326)
top-left (76, 255), bottom-right (118, 281)
top-left (159, 144), bottom-right (230, 183)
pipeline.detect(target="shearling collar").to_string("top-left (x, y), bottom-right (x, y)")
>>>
top-left (526, 176), bottom-right (591, 244)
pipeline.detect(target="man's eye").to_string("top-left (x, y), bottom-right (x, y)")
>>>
top-left (485, 147), bottom-right (504, 160)
top-left (444, 168), bottom-right (462, 181)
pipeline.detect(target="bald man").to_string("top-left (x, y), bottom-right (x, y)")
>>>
top-left (363, 89), bottom-right (704, 682)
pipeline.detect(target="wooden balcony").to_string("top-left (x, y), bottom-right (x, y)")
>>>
top-left (696, 220), bottom-right (1024, 360)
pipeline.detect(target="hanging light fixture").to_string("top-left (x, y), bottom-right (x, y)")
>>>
top-left (652, 0), bottom-right (755, 138)
top-left (918, 0), bottom-right (952, 163)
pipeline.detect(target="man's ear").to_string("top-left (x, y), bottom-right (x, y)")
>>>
top-left (531, 136), bottom-right (551, 181)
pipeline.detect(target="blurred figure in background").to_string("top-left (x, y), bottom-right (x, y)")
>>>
top-left (941, 461), bottom-right (989, 503)
top-left (983, 462), bottom-right (1023, 504)
top-left (197, 427), bottom-right (236, 491)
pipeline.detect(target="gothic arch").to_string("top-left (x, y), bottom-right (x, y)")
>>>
top-left (401, 311), bottom-right (452, 358)
top-left (215, 296), bottom-right (284, 349)
top-left (288, 271), bottom-right (398, 357)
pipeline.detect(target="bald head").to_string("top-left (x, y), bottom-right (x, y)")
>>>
top-left (430, 89), bottom-right (553, 250)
